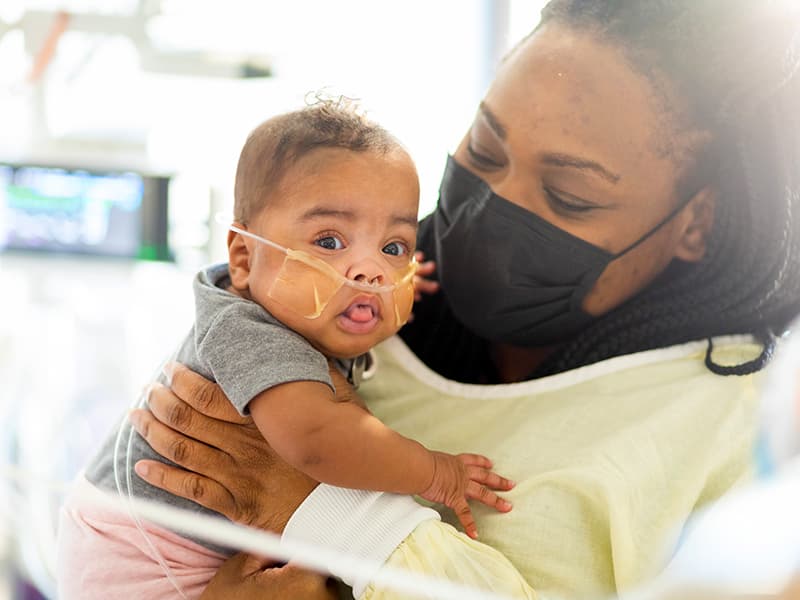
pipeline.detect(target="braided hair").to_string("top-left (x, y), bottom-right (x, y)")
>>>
top-left (529, 0), bottom-right (800, 377)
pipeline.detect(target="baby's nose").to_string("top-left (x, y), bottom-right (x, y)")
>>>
top-left (348, 260), bottom-right (386, 286)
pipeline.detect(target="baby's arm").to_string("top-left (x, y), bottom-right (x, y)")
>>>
top-left (248, 382), bottom-right (513, 538)
top-left (250, 381), bottom-right (433, 493)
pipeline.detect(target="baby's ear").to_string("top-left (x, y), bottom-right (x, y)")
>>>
top-left (227, 225), bottom-right (252, 291)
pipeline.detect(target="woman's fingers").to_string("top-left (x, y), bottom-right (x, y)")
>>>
top-left (415, 262), bottom-right (437, 278)
top-left (166, 362), bottom-right (249, 424)
top-left (466, 480), bottom-right (513, 513)
top-left (412, 251), bottom-right (440, 301)
top-left (200, 553), bottom-right (336, 600)
top-left (146, 382), bottom-right (251, 450)
top-left (133, 458), bottom-right (235, 516)
top-left (413, 276), bottom-right (440, 301)
top-left (260, 564), bottom-right (337, 600)
top-left (129, 407), bottom-right (230, 477)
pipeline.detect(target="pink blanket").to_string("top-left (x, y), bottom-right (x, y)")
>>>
top-left (57, 475), bottom-right (228, 599)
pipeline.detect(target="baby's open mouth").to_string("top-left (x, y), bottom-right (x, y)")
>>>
top-left (342, 295), bottom-right (381, 323)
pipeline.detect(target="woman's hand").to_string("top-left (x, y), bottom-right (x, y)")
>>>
top-left (200, 553), bottom-right (336, 600)
top-left (129, 362), bottom-right (318, 533)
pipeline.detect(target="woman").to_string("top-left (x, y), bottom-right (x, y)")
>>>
top-left (127, 0), bottom-right (800, 597)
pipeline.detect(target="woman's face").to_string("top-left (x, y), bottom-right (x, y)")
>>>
top-left (453, 23), bottom-right (715, 317)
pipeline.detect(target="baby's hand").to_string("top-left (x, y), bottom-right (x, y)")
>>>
top-left (420, 451), bottom-right (514, 539)
top-left (413, 251), bottom-right (440, 302)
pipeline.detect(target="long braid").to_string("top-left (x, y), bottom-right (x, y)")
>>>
top-left (532, 0), bottom-right (800, 377)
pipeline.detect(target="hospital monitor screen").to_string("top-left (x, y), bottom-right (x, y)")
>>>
top-left (0, 163), bottom-right (171, 260)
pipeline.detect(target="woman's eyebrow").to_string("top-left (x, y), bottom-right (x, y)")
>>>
top-left (541, 153), bottom-right (621, 184)
top-left (479, 102), bottom-right (620, 184)
top-left (478, 102), bottom-right (507, 139)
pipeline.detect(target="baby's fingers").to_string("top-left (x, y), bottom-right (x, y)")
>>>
top-left (466, 465), bottom-right (515, 491)
top-left (452, 498), bottom-right (479, 539)
top-left (466, 480), bottom-right (513, 513)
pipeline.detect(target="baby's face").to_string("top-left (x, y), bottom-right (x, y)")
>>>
top-left (241, 147), bottom-right (419, 359)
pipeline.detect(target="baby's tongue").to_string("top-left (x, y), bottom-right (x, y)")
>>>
top-left (345, 304), bottom-right (375, 322)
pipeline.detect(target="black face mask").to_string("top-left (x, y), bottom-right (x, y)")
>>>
top-left (432, 156), bottom-right (692, 347)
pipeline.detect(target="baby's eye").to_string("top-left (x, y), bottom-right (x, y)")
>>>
top-left (315, 235), bottom-right (344, 250)
top-left (382, 241), bottom-right (408, 257)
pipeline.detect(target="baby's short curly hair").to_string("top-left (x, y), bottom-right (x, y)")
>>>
top-left (234, 96), bottom-right (404, 223)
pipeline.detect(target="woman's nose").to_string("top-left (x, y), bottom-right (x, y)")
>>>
top-left (346, 258), bottom-right (386, 286)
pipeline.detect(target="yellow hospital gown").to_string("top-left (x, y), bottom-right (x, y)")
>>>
top-left (359, 336), bottom-right (764, 599)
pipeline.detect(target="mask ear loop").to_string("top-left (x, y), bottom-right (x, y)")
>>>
top-left (611, 192), bottom-right (699, 260)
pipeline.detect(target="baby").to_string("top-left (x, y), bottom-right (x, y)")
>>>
top-left (57, 99), bottom-right (512, 599)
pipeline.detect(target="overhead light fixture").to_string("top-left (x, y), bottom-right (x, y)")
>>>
top-left (3, 9), bottom-right (274, 81)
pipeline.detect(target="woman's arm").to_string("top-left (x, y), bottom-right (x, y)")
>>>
top-left (129, 364), bottom-right (317, 533)
top-left (130, 364), bottom-right (536, 599)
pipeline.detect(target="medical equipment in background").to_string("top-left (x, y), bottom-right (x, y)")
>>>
top-left (0, 160), bottom-right (188, 599)
top-left (1, 4), bottom-right (273, 87)
top-left (0, 162), bottom-right (171, 262)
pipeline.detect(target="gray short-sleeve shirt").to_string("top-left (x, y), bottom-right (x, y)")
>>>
top-left (84, 263), bottom-right (334, 553)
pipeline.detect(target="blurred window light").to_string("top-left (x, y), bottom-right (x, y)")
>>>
top-left (44, 33), bottom-right (147, 143)
top-left (508, 0), bottom-right (548, 54)
top-left (0, 1), bottom-right (24, 25)
top-left (0, 28), bottom-right (29, 86)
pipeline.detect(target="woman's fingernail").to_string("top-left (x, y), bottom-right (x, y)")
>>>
top-left (134, 462), bottom-right (149, 477)
top-left (162, 361), bottom-right (177, 386)
top-left (128, 410), bottom-right (141, 430)
top-left (142, 383), bottom-right (154, 406)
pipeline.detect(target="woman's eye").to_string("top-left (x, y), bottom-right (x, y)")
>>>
top-left (315, 235), bottom-right (344, 250)
top-left (466, 142), bottom-right (505, 169)
top-left (544, 188), bottom-right (595, 215)
top-left (382, 241), bottom-right (408, 257)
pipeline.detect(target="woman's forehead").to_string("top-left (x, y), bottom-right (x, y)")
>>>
top-left (485, 23), bottom-right (681, 191)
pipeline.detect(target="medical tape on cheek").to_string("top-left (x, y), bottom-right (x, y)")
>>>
top-left (388, 262), bottom-right (416, 327)
top-left (229, 223), bottom-right (418, 326)
top-left (268, 249), bottom-right (346, 319)
top-left (275, 252), bottom-right (417, 327)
